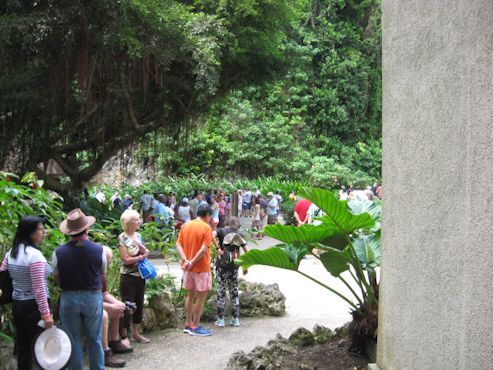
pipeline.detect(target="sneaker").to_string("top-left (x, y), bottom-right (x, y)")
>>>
top-left (183, 326), bottom-right (193, 334)
top-left (215, 318), bottom-right (225, 327)
top-left (109, 339), bottom-right (133, 354)
top-left (230, 318), bottom-right (240, 327)
top-left (189, 326), bottom-right (213, 337)
top-left (131, 333), bottom-right (150, 343)
top-left (104, 349), bottom-right (126, 368)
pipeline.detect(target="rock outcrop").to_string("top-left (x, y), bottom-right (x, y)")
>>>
top-left (142, 292), bottom-right (179, 332)
top-left (226, 324), bottom-right (367, 370)
top-left (0, 340), bottom-right (16, 370)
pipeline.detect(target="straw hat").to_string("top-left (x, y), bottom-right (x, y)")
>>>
top-left (34, 327), bottom-right (72, 370)
top-left (223, 233), bottom-right (246, 247)
top-left (59, 208), bottom-right (96, 235)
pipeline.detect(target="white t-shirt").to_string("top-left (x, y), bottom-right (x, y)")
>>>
top-left (243, 191), bottom-right (252, 203)
top-left (178, 206), bottom-right (191, 223)
top-left (307, 204), bottom-right (324, 226)
top-left (238, 194), bottom-right (243, 211)
top-left (95, 192), bottom-right (106, 203)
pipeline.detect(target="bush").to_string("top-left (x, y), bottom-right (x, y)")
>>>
top-left (281, 199), bottom-right (297, 226)
top-left (0, 172), bottom-right (66, 341)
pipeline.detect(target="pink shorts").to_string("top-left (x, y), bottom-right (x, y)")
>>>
top-left (183, 271), bottom-right (212, 292)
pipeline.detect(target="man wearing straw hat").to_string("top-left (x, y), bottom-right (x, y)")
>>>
top-left (53, 209), bottom-right (107, 370)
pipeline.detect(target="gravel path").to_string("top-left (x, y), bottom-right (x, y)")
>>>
top-left (122, 222), bottom-right (357, 370)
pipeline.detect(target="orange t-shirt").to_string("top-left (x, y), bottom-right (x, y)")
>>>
top-left (177, 218), bottom-right (213, 272)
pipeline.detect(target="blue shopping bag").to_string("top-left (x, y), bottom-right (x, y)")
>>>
top-left (138, 258), bottom-right (157, 279)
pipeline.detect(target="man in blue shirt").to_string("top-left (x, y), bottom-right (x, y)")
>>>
top-left (139, 191), bottom-right (154, 223)
top-left (53, 209), bottom-right (107, 370)
top-left (155, 195), bottom-right (174, 227)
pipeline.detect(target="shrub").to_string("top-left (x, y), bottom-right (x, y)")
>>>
top-left (237, 188), bottom-right (381, 358)
top-left (0, 172), bottom-right (66, 341)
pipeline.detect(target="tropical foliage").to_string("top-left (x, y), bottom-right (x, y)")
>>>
top-left (0, 0), bottom-right (299, 200)
top-left (236, 187), bottom-right (381, 356)
top-left (0, 1), bottom-right (381, 201)
top-left (89, 175), bottom-right (309, 211)
top-left (133, 0), bottom-right (382, 185)
top-left (0, 172), bottom-right (176, 341)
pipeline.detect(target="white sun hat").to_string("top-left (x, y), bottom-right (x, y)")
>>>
top-left (34, 327), bottom-right (72, 370)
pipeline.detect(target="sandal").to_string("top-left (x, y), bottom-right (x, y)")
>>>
top-left (131, 335), bottom-right (150, 343)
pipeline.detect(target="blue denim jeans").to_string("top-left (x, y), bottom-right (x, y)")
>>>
top-left (60, 291), bottom-right (104, 370)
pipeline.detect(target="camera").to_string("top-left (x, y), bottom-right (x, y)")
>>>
top-left (124, 301), bottom-right (137, 313)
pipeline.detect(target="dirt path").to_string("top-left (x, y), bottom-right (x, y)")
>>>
top-left (122, 223), bottom-right (357, 370)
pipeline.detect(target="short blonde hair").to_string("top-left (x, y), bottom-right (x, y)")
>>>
top-left (120, 209), bottom-right (140, 231)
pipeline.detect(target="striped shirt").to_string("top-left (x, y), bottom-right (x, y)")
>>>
top-left (0, 244), bottom-right (51, 316)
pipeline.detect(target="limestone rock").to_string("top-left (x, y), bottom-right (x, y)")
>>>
top-left (143, 292), bottom-right (179, 332)
top-left (148, 292), bottom-right (179, 330)
top-left (142, 308), bottom-right (157, 332)
top-left (334, 322), bottom-right (350, 338)
top-left (288, 327), bottom-right (315, 347)
top-left (227, 334), bottom-right (296, 369)
top-left (239, 281), bottom-right (286, 317)
top-left (227, 351), bottom-right (255, 369)
top-left (0, 340), bottom-right (16, 370)
top-left (313, 324), bottom-right (333, 344)
top-left (200, 280), bottom-right (286, 322)
top-left (226, 323), bottom-right (366, 370)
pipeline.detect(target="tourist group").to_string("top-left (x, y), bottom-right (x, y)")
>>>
top-left (0, 188), bottom-right (271, 369)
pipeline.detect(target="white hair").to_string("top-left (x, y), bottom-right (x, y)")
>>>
top-left (120, 209), bottom-right (140, 231)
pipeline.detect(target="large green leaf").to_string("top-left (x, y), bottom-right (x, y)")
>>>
top-left (348, 199), bottom-right (381, 232)
top-left (352, 235), bottom-right (381, 270)
top-left (318, 246), bottom-right (352, 277)
top-left (348, 199), bottom-right (381, 221)
top-left (320, 232), bottom-right (350, 250)
top-left (280, 243), bottom-right (308, 267)
top-left (300, 187), bottom-right (375, 232)
top-left (264, 223), bottom-right (337, 244)
top-left (235, 245), bottom-right (307, 270)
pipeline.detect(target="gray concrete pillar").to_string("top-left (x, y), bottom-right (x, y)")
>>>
top-left (379, 1), bottom-right (493, 369)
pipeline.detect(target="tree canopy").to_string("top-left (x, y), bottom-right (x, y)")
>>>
top-left (0, 0), bottom-right (298, 199)
top-left (134, 0), bottom-right (382, 186)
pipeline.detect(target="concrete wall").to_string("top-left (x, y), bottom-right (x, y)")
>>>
top-left (379, 1), bottom-right (493, 369)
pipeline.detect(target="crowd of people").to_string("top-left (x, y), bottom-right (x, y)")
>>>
top-left (0, 210), bottom-right (149, 369)
top-left (0, 187), bottom-right (268, 369)
top-left (0, 183), bottom-right (381, 370)
top-left (93, 187), bottom-right (284, 238)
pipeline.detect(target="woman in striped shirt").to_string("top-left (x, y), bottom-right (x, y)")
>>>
top-left (0, 216), bottom-right (53, 370)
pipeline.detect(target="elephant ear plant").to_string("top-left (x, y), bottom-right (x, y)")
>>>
top-left (236, 187), bottom-right (381, 358)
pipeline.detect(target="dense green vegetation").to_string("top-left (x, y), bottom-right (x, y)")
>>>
top-left (237, 187), bottom-right (381, 358)
top-left (0, 0), bottom-right (299, 200)
top-left (0, 0), bottom-right (381, 201)
top-left (136, 0), bottom-right (382, 185)
top-left (0, 173), bottom-right (176, 341)
top-left (91, 175), bottom-right (306, 204)
top-left (1, 0), bottom-right (382, 350)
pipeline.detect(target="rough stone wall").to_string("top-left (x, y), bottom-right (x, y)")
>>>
top-left (379, 1), bottom-right (493, 369)
top-left (91, 151), bottom-right (156, 187)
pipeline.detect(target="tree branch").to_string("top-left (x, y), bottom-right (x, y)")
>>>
top-left (34, 168), bottom-right (69, 195)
